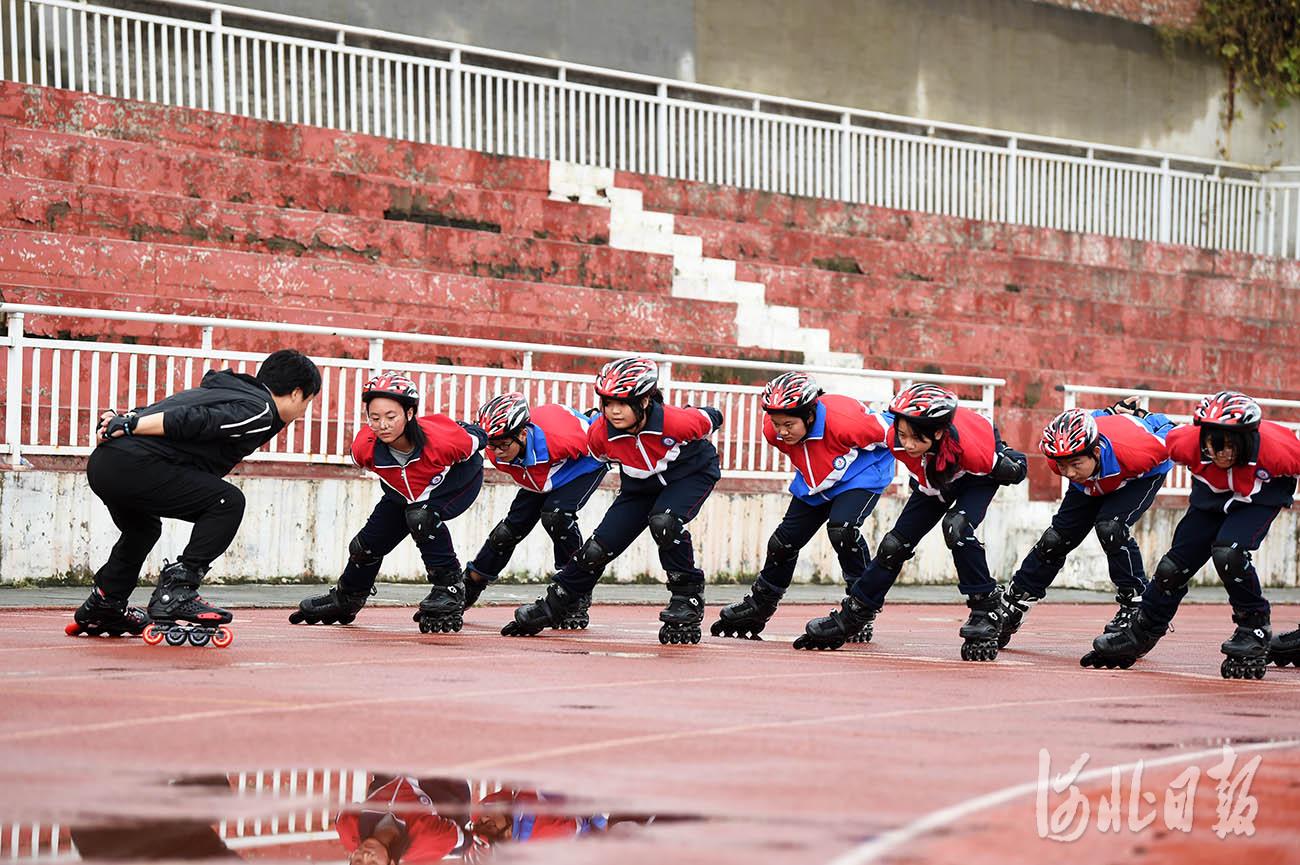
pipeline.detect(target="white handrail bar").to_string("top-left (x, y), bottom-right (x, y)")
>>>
top-left (34, 0), bottom-right (1269, 173)
top-left (0, 303), bottom-right (1006, 386)
top-left (1060, 384), bottom-right (1300, 410)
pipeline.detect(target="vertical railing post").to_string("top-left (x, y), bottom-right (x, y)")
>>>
top-left (200, 325), bottom-right (214, 352)
top-left (367, 338), bottom-right (384, 376)
top-left (521, 350), bottom-right (533, 372)
top-left (6, 312), bottom-right (26, 468)
top-left (449, 48), bottom-right (463, 149)
top-left (1005, 137), bottom-right (1019, 224)
top-left (658, 360), bottom-right (673, 403)
top-left (838, 112), bottom-right (851, 202)
top-left (655, 82), bottom-right (667, 177)
top-left (1158, 157), bottom-right (1171, 244)
top-left (210, 8), bottom-right (225, 113)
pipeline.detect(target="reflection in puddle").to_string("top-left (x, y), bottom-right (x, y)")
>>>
top-left (1, 770), bottom-right (689, 862)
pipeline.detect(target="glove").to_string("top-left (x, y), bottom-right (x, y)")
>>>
top-left (1104, 396), bottom-right (1148, 418)
top-left (98, 411), bottom-right (138, 441)
top-left (989, 447), bottom-right (1028, 485)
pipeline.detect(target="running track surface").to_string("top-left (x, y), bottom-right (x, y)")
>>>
top-left (3, 602), bottom-right (1299, 864)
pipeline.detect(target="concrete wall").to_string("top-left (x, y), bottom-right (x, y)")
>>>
top-left (4, 469), bottom-right (1297, 591)
top-left (218, 0), bottom-right (1294, 164)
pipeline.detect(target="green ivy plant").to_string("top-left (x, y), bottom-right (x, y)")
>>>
top-left (1176, 0), bottom-right (1300, 148)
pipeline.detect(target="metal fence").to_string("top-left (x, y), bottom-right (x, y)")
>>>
top-left (0, 0), bottom-right (1294, 258)
top-left (1060, 384), bottom-right (1300, 497)
top-left (0, 303), bottom-right (1003, 478)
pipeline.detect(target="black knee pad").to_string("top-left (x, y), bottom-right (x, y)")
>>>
top-left (826, 522), bottom-right (865, 557)
top-left (875, 531), bottom-right (914, 571)
top-left (1152, 554), bottom-right (1191, 594)
top-left (1211, 543), bottom-right (1252, 580)
top-left (485, 520), bottom-right (526, 553)
top-left (404, 504), bottom-right (443, 541)
top-left (540, 511), bottom-right (577, 539)
top-left (766, 531), bottom-right (800, 565)
top-left (1093, 518), bottom-right (1131, 555)
top-left (1032, 526), bottom-right (1070, 563)
top-left (574, 536), bottom-right (615, 572)
top-left (348, 535), bottom-right (382, 568)
top-left (647, 512), bottom-right (686, 549)
top-left (941, 511), bottom-right (973, 550)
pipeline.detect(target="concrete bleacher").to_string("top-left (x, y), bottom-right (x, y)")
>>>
top-left (3, 80), bottom-right (1298, 497)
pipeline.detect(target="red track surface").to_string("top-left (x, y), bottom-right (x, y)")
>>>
top-left (3, 603), bottom-right (1299, 864)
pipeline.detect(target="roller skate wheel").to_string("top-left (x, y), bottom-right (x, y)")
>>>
top-left (418, 618), bottom-right (432, 634)
top-left (164, 627), bottom-right (189, 647)
top-left (142, 624), bottom-right (165, 646)
top-left (212, 627), bottom-right (234, 648)
top-left (64, 622), bottom-right (81, 637)
top-left (288, 610), bottom-right (305, 624)
top-left (187, 628), bottom-right (212, 647)
top-left (338, 613), bottom-right (356, 625)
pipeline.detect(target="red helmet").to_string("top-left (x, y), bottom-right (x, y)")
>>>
top-left (478, 392), bottom-right (531, 438)
top-left (362, 371), bottom-right (419, 409)
top-left (761, 372), bottom-right (823, 414)
top-left (889, 383), bottom-right (959, 428)
top-left (594, 357), bottom-right (659, 400)
top-left (1039, 409), bottom-right (1099, 460)
top-left (1193, 391), bottom-right (1261, 430)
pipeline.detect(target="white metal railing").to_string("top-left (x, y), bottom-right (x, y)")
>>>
top-left (1060, 384), bottom-right (1300, 497)
top-left (0, 303), bottom-right (1002, 478)
top-left (0, 0), bottom-right (1294, 258)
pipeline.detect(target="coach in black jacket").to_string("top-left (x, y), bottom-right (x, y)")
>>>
top-left (68, 349), bottom-right (321, 638)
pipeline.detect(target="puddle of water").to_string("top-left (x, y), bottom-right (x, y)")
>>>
top-left (0, 770), bottom-right (697, 862)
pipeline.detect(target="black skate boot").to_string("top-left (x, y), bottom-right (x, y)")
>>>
top-left (144, 561), bottom-right (234, 648)
top-left (793, 595), bottom-right (875, 651)
top-left (413, 568), bottom-right (465, 633)
top-left (1102, 587), bottom-right (1141, 635)
top-left (65, 587), bottom-right (150, 638)
top-left (1220, 610), bottom-right (1270, 680)
top-left (997, 584), bottom-right (1039, 649)
top-left (554, 592), bottom-right (592, 630)
top-left (960, 589), bottom-right (1002, 662)
top-left (289, 585), bottom-right (371, 625)
top-left (462, 564), bottom-right (496, 611)
top-left (1080, 608), bottom-right (1166, 669)
top-left (501, 582), bottom-right (582, 637)
top-left (659, 573), bottom-right (705, 645)
top-left (1270, 625), bottom-right (1300, 668)
top-left (710, 580), bottom-right (781, 639)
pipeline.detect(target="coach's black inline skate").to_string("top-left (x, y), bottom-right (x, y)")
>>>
top-left (413, 568), bottom-right (465, 633)
top-left (65, 587), bottom-right (150, 638)
top-left (143, 561), bottom-right (234, 648)
top-left (1080, 607), bottom-right (1166, 669)
top-left (1271, 624), bottom-right (1300, 668)
top-left (659, 574), bottom-right (704, 645)
top-left (960, 588), bottom-right (1002, 662)
top-left (289, 584), bottom-right (371, 625)
top-left (1220, 610), bottom-right (1270, 680)
top-left (710, 580), bottom-right (781, 639)
top-left (996, 584), bottom-right (1039, 649)
top-left (502, 582), bottom-right (583, 637)
top-left (793, 595), bottom-right (876, 651)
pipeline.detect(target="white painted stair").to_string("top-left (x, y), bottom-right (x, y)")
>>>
top-left (550, 162), bottom-right (886, 399)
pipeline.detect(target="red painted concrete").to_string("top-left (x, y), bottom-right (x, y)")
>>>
top-left (1, 603), bottom-right (1297, 863)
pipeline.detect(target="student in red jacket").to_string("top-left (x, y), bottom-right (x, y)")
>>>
top-left (1085, 391), bottom-right (1300, 678)
top-left (998, 404), bottom-right (1173, 649)
top-left (795, 383), bottom-right (1027, 660)
top-left (289, 372), bottom-right (486, 633)
top-left (711, 372), bottom-right (895, 640)
top-left (462, 392), bottom-right (607, 623)
top-left (502, 356), bottom-right (723, 644)
top-left (335, 776), bottom-right (466, 865)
